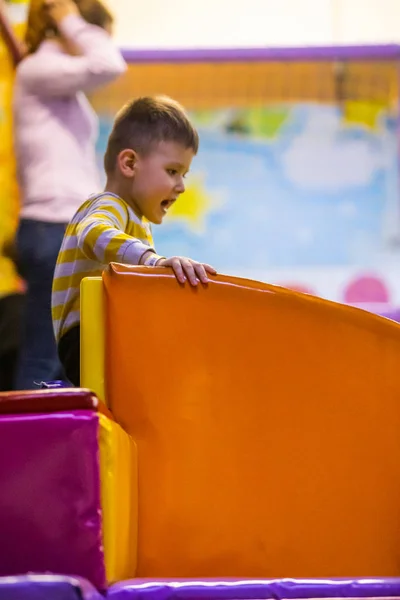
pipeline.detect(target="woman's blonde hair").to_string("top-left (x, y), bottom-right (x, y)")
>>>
top-left (24, 0), bottom-right (114, 54)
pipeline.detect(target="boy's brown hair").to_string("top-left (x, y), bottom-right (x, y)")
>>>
top-left (25, 0), bottom-right (113, 54)
top-left (104, 95), bottom-right (199, 175)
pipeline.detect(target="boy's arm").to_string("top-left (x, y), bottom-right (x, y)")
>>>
top-left (76, 202), bottom-right (164, 266)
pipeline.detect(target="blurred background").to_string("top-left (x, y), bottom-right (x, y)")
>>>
top-left (2, 0), bottom-right (400, 316)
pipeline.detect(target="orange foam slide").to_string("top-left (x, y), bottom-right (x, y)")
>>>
top-left (102, 264), bottom-right (400, 578)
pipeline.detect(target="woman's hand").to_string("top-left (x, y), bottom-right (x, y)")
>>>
top-left (43, 0), bottom-right (79, 25)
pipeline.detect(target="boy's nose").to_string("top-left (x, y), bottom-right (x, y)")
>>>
top-left (175, 178), bottom-right (185, 194)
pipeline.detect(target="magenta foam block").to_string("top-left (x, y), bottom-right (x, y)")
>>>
top-left (0, 409), bottom-right (106, 589)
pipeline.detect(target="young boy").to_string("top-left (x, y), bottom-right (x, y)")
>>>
top-left (52, 95), bottom-right (216, 386)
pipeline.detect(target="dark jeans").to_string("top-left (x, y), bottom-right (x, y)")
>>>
top-left (0, 293), bottom-right (24, 391)
top-left (58, 325), bottom-right (80, 387)
top-left (15, 219), bottom-right (67, 390)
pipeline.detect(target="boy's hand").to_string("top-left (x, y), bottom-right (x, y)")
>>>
top-left (157, 256), bottom-right (216, 286)
top-left (43, 0), bottom-right (79, 24)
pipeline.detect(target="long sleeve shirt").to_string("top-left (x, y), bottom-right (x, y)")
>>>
top-left (12, 14), bottom-right (127, 223)
top-left (52, 192), bottom-right (164, 341)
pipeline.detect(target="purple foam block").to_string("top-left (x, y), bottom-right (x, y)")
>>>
top-left (379, 308), bottom-right (400, 323)
top-left (107, 578), bottom-right (400, 600)
top-left (0, 410), bottom-right (106, 590)
top-left (0, 574), bottom-right (103, 600)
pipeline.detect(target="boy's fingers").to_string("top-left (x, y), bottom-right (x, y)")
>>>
top-left (204, 264), bottom-right (217, 275)
top-left (182, 260), bottom-right (198, 286)
top-left (169, 258), bottom-right (215, 286)
top-left (172, 258), bottom-right (186, 284)
top-left (194, 263), bottom-right (209, 284)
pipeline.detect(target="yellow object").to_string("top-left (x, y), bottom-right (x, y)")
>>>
top-left (343, 100), bottom-right (385, 130)
top-left (80, 277), bottom-right (106, 403)
top-left (167, 175), bottom-right (213, 234)
top-left (98, 413), bottom-right (137, 582)
top-left (0, 0), bottom-right (29, 297)
top-left (82, 277), bottom-right (138, 580)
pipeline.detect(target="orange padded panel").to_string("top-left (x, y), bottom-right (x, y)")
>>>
top-left (103, 263), bottom-right (400, 578)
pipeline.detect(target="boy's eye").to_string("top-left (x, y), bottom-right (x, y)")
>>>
top-left (167, 169), bottom-right (178, 176)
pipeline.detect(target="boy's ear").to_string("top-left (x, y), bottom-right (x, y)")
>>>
top-left (117, 149), bottom-right (138, 177)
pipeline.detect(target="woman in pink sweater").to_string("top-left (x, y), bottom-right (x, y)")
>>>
top-left (13, 0), bottom-right (126, 389)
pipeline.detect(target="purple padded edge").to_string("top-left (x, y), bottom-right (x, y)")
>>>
top-left (0, 574), bottom-right (102, 600)
top-left (108, 578), bottom-right (400, 600)
top-left (121, 44), bottom-right (400, 63)
top-left (378, 308), bottom-right (400, 323)
top-left (349, 305), bottom-right (400, 324)
top-left (0, 410), bottom-right (106, 590)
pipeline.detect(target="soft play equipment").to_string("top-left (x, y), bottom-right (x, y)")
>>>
top-left (2, 577), bottom-right (400, 600)
top-left (1, 265), bottom-right (400, 598)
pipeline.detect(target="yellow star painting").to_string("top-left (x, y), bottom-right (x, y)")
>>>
top-left (343, 100), bottom-right (387, 131)
top-left (166, 174), bottom-right (225, 235)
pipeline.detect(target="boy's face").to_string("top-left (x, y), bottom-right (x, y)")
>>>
top-left (122, 141), bottom-right (195, 225)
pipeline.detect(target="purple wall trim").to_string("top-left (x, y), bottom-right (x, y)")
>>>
top-left (121, 44), bottom-right (400, 64)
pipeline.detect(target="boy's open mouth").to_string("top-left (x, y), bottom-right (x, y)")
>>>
top-left (161, 199), bottom-right (174, 213)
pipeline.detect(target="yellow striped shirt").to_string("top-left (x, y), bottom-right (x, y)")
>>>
top-left (52, 192), bottom-right (163, 342)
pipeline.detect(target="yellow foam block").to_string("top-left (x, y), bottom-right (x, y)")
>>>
top-left (99, 413), bottom-right (138, 582)
top-left (81, 277), bottom-right (106, 403)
